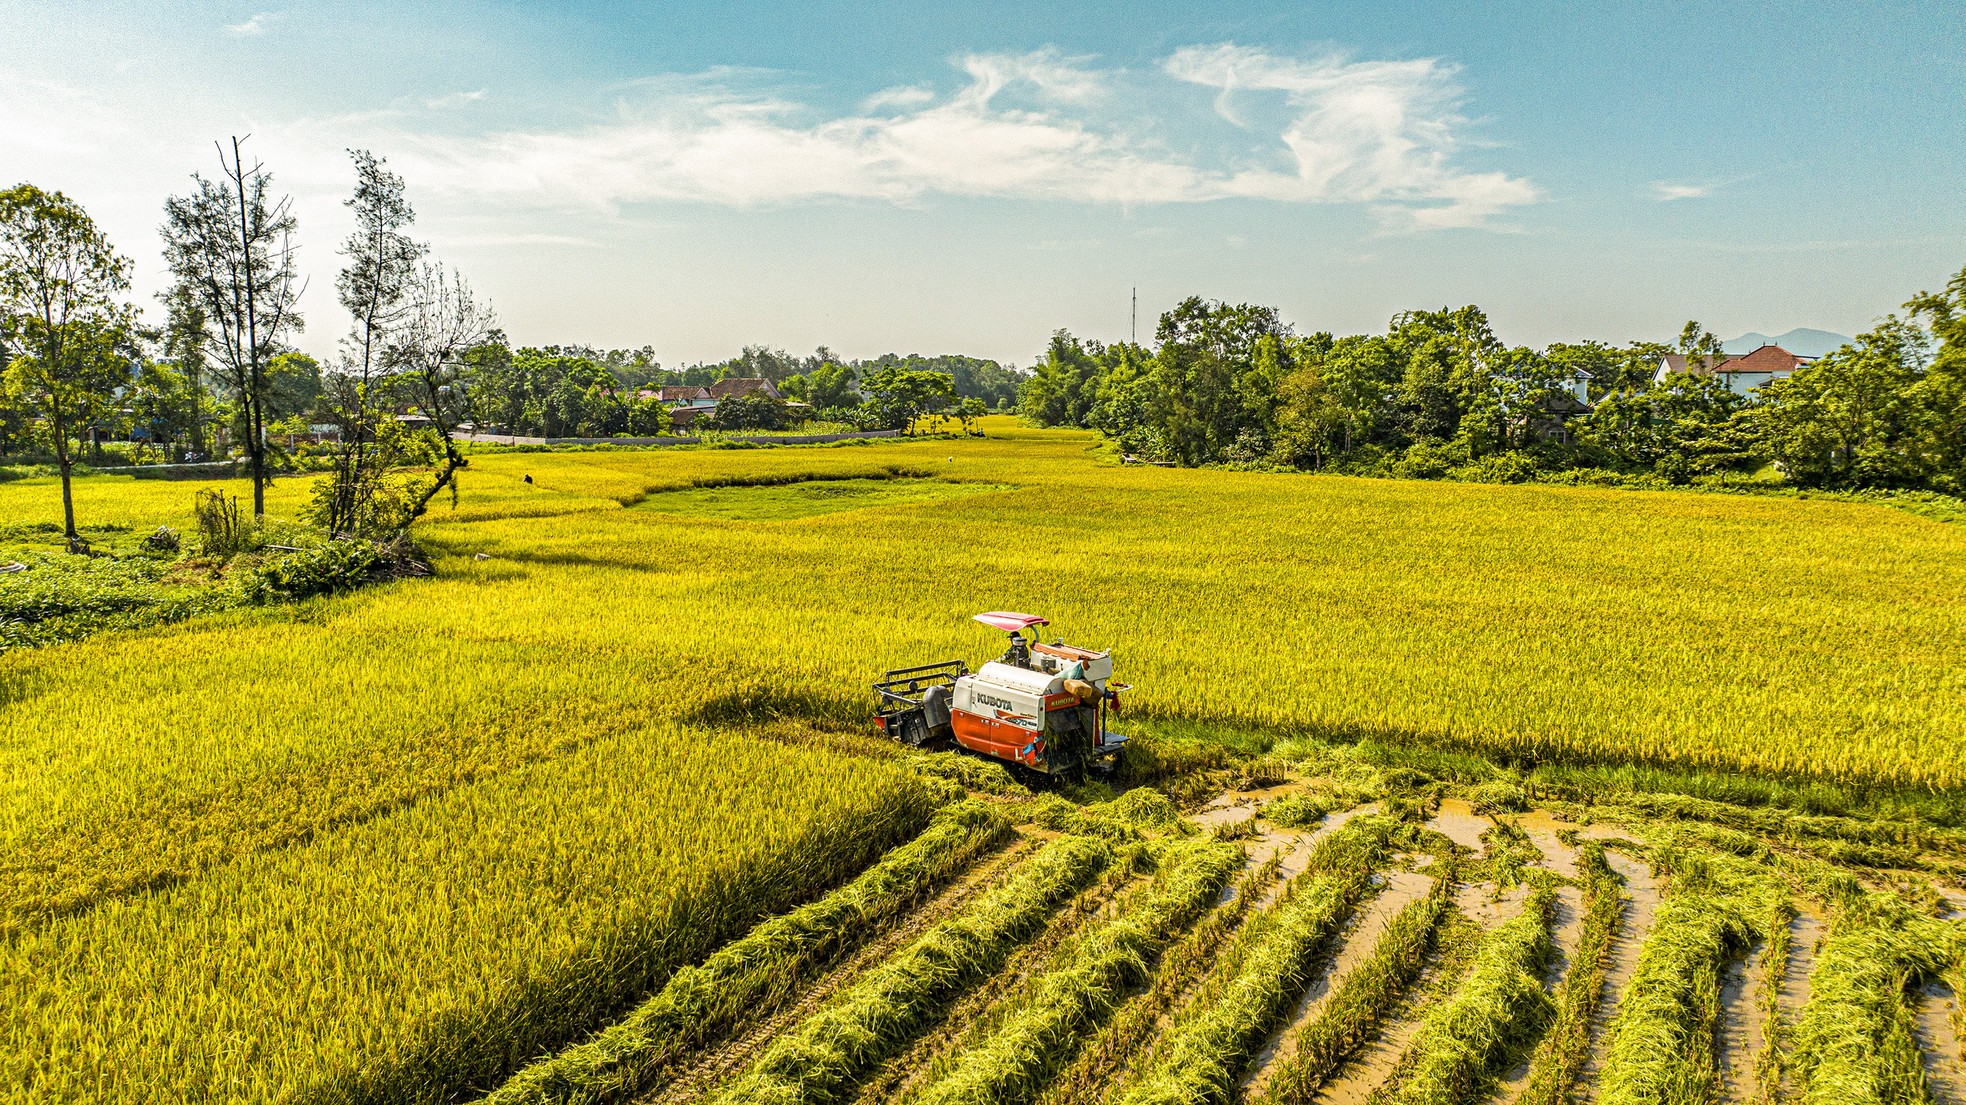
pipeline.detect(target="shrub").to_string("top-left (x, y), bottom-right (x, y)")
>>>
top-left (242, 541), bottom-right (381, 604)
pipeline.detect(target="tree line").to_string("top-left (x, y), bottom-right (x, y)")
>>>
top-left (1019, 282), bottom-right (1966, 494)
top-left (459, 346), bottom-right (1015, 439)
top-left (1, 143), bottom-right (494, 551)
top-left (0, 148), bottom-right (1018, 551)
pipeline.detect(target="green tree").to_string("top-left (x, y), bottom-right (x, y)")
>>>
top-left (1906, 263), bottom-right (1966, 492)
top-left (159, 282), bottom-right (213, 456)
top-left (162, 137), bottom-right (305, 517)
top-left (388, 264), bottom-right (495, 524)
top-left (861, 366), bottom-right (955, 433)
top-left (1149, 297), bottom-right (1292, 465)
top-left (1318, 334), bottom-right (1401, 455)
top-left (1085, 342), bottom-right (1159, 456)
top-left (1677, 320), bottom-right (1726, 364)
top-left (1018, 330), bottom-right (1104, 427)
top-left (714, 391), bottom-right (793, 431)
top-left (791, 361), bottom-right (858, 410)
top-left (0, 183), bottom-right (136, 549)
top-left (953, 396), bottom-right (987, 433)
top-left (127, 358), bottom-right (206, 455)
top-left (1747, 319), bottom-right (1929, 488)
top-left (1386, 306), bottom-right (1503, 450)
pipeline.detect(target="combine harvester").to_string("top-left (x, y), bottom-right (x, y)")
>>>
top-left (873, 611), bottom-right (1129, 781)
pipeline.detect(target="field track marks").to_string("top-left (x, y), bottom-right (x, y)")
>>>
top-left (853, 856), bottom-right (1143, 1104)
top-left (1308, 905), bottom-right (1492, 1104)
top-left (1574, 847), bottom-right (1660, 1103)
top-left (1242, 868), bottom-right (1433, 1100)
top-left (1770, 905), bottom-right (1825, 1102)
top-left (1479, 884), bottom-right (1586, 1105)
top-left (1041, 861), bottom-right (1281, 1105)
top-left (638, 834), bottom-right (1036, 1105)
top-left (1714, 939), bottom-right (1769, 1102)
top-left (1916, 977), bottom-right (1966, 1105)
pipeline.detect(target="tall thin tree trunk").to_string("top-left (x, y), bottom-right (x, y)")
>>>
top-left (52, 410), bottom-right (79, 550)
top-left (233, 137), bottom-right (266, 517)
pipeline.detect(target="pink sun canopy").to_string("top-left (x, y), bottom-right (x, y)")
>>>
top-left (973, 611), bottom-right (1049, 633)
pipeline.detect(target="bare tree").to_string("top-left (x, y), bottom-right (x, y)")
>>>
top-left (390, 263), bottom-right (493, 523)
top-left (313, 149), bottom-right (424, 535)
top-left (161, 136), bottom-right (304, 517)
top-left (0, 184), bottom-right (136, 551)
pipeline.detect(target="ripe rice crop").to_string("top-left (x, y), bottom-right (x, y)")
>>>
top-left (0, 724), bottom-right (928, 1105)
top-left (4, 419), bottom-right (1966, 1097)
top-left (12, 419), bottom-right (1965, 802)
top-left (483, 798), bottom-right (1013, 1105)
top-left (1044, 855), bottom-right (1286, 1105)
top-left (1515, 843), bottom-right (1624, 1105)
top-left (1791, 900), bottom-right (1960, 1105)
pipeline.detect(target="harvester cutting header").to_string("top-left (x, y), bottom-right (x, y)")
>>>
top-left (873, 612), bottom-right (1128, 779)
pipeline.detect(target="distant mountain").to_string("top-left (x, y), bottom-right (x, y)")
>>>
top-left (1722, 328), bottom-right (1851, 358)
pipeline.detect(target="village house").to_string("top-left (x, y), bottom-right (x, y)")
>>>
top-left (636, 385), bottom-right (712, 403)
top-left (1653, 344), bottom-right (1814, 396)
top-left (1525, 369), bottom-right (1593, 443)
top-left (706, 377), bottom-right (782, 401)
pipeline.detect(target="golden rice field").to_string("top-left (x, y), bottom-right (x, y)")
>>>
top-left (1, 417), bottom-right (1965, 1103)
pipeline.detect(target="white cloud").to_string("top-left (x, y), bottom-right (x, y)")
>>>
top-left (861, 85), bottom-right (936, 112)
top-left (425, 90), bottom-right (488, 111)
top-left (388, 44), bottom-right (1538, 229)
top-left (225, 12), bottom-right (277, 37)
top-left (1653, 181), bottom-right (1711, 201)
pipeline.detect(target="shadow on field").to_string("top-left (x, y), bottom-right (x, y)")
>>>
top-left (688, 684), bottom-right (868, 731)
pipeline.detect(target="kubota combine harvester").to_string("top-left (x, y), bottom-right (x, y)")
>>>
top-left (873, 611), bottom-right (1129, 779)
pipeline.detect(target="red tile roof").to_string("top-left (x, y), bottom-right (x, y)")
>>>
top-left (1723, 344), bottom-right (1811, 374)
top-left (707, 377), bottom-right (779, 399)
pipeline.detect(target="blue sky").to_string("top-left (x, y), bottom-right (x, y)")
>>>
top-left (4, 1), bottom-right (1963, 367)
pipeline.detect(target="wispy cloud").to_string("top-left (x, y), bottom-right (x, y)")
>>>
top-left (225, 11), bottom-right (277, 37)
top-left (1652, 181), bottom-right (1712, 201)
top-left (392, 44), bottom-right (1538, 230)
top-left (1652, 175), bottom-right (1755, 202)
top-left (425, 90), bottom-right (487, 110)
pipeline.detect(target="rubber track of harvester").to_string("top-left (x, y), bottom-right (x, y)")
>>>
top-left (857, 856), bottom-right (1147, 1104)
top-left (642, 834), bottom-right (1040, 1105)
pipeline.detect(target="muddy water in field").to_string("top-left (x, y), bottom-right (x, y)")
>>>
top-left (1575, 848), bottom-right (1661, 1102)
top-left (1242, 870), bottom-right (1437, 1098)
top-left (1513, 809), bottom-right (1582, 880)
top-left (1939, 886), bottom-right (1966, 920)
top-left (1768, 907), bottom-right (1826, 1101)
top-left (1427, 797), bottom-right (1494, 851)
top-left (1714, 941), bottom-right (1768, 1102)
top-left (1546, 884), bottom-right (1586, 984)
top-left (1191, 801), bottom-right (1258, 834)
top-left (1455, 882), bottom-right (1531, 928)
top-left (1916, 978), bottom-right (1966, 1105)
